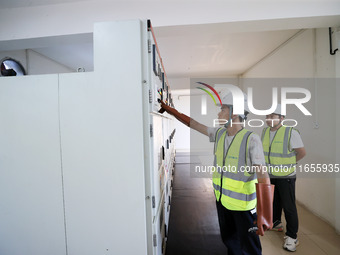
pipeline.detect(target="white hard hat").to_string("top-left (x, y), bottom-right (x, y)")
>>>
top-left (219, 89), bottom-right (233, 105)
top-left (272, 104), bottom-right (284, 116)
top-left (218, 89), bottom-right (250, 113)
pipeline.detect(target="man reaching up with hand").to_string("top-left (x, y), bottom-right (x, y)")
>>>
top-left (159, 88), bottom-right (274, 255)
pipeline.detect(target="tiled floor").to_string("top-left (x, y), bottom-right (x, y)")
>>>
top-left (260, 203), bottom-right (340, 255)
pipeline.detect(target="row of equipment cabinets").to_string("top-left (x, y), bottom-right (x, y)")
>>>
top-left (0, 20), bottom-right (175, 255)
top-left (148, 19), bottom-right (176, 255)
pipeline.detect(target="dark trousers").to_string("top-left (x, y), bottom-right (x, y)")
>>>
top-left (215, 201), bottom-right (262, 255)
top-left (270, 177), bottom-right (299, 239)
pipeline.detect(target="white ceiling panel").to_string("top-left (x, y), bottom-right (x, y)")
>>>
top-left (155, 28), bottom-right (300, 77)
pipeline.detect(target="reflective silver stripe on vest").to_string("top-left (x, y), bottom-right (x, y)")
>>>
top-left (261, 127), bottom-right (268, 141)
top-left (221, 187), bottom-right (257, 201)
top-left (264, 151), bottom-right (296, 158)
top-left (214, 127), bottom-right (227, 171)
top-left (214, 181), bottom-right (256, 201)
top-left (238, 131), bottom-right (252, 167)
top-left (213, 182), bottom-right (220, 192)
top-left (283, 127), bottom-right (292, 153)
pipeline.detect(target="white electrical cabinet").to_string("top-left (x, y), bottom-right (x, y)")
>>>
top-left (0, 20), bottom-right (175, 255)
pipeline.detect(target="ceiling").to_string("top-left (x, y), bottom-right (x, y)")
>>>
top-left (1, 0), bottom-right (340, 82)
top-left (154, 27), bottom-right (300, 77)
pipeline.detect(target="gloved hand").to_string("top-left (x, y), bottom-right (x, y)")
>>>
top-left (255, 183), bottom-right (275, 236)
top-left (158, 99), bottom-right (191, 127)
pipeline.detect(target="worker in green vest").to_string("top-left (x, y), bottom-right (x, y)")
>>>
top-left (262, 104), bottom-right (306, 252)
top-left (159, 88), bottom-right (274, 255)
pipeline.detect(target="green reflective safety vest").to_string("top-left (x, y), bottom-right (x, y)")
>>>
top-left (212, 128), bottom-right (257, 211)
top-left (261, 126), bottom-right (297, 177)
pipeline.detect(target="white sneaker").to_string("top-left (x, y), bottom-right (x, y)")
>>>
top-left (283, 236), bottom-right (299, 252)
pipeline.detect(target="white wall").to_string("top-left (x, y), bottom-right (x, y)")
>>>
top-left (0, 49), bottom-right (73, 75)
top-left (26, 50), bottom-right (74, 74)
top-left (243, 28), bottom-right (339, 231)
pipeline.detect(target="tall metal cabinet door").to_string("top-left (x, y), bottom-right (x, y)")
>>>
top-left (0, 75), bottom-right (67, 255)
top-left (59, 20), bottom-right (149, 255)
top-left (59, 72), bottom-right (147, 254)
top-left (153, 194), bottom-right (166, 255)
top-left (59, 72), bottom-right (120, 255)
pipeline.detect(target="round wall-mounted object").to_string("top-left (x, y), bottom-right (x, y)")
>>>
top-left (0, 57), bottom-right (26, 76)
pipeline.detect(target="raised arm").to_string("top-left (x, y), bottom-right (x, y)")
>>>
top-left (159, 99), bottom-right (208, 136)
